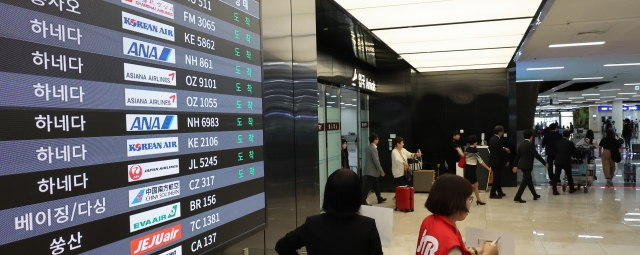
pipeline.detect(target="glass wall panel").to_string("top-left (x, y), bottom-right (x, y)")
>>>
top-left (360, 93), bottom-right (370, 175)
top-left (326, 87), bottom-right (342, 176)
top-left (318, 84), bottom-right (327, 207)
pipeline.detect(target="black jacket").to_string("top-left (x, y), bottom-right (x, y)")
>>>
top-left (555, 138), bottom-right (577, 165)
top-left (541, 131), bottom-right (562, 157)
top-left (489, 135), bottom-right (504, 166)
top-left (275, 214), bottom-right (383, 255)
top-left (513, 140), bottom-right (546, 170)
top-left (341, 149), bottom-right (349, 169)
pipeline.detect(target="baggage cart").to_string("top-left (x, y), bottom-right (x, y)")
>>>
top-left (563, 146), bottom-right (595, 193)
top-left (624, 156), bottom-right (637, 183)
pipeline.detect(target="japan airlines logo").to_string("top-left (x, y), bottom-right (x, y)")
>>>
top-left (124, 63), bottom-right (176, 86)
top-left (128, 181), bottom-right (180, 207)
top-left (416, 229), bottom-right (439, 255)
top-left (129, 203), bottom-right (181, 232)
top-left (130, 224), bottom-right (182, 255)
top-left (122, 0), bottom-right (174, 19)
top-left (126, 114), bottom-right (178, 131)
top-left (122, 11), bottom-right (175, 41)
top-left (128, 159), bottom-right (180, 182)
top-left (123, 37), bottom-right (175, 64)
top-left (127, 137), bottom-right (179, 157)
top-left (125, 88), bottom-right (177, 108)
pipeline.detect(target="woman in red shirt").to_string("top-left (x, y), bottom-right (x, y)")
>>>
top-left (416, 174), bottom-right (499, 255)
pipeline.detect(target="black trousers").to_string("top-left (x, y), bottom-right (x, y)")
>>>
top-left (553, 163), bottom-right (574, 191)
top-left (446, 159), bottom-right (457, 175)
top-left (361, 175), bottom-right (383, 204)
top-left (515, 169), bottom-right (538, 199)
top-left (546, 155), bottom-right (555, 181)
top-left (489, 164), bottom-right (503, 196)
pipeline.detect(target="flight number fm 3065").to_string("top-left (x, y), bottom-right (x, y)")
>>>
top-left (189, 156), bottom-right (218, 170)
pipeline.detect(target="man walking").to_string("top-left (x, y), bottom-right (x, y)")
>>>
top-left (445, 131), bottom-right (464, 176)
top-left (361, 133), bottom-right (387, 205)
top-left (553, 130), bottom-right (578, 195)
top-left (512, 130), bottom-right (549, 203)
top-left (489, 125), bottom-right (510, 199)
top-left (541, 123), bottom-right (562, 184)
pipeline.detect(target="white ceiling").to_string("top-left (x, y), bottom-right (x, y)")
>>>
top-left (334, 0), bottom-right (543, 72)
top-left (517, 0), bottom-right (640, 107)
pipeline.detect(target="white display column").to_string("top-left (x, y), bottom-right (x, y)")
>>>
top-left (613, 100), bottom-right (623, 135)
top-left (589, 106), bottom-right (600, 132)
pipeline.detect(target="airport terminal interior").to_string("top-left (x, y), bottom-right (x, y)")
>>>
top-left (3, 0), bottom-right (640, 254)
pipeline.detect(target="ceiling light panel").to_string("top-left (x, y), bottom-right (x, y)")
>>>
top-left (548, 41), bottom-right (605, 48)
top-left (388, 35), bottom-right (525, 54)
top-left (338, 0), bottom-right (542, 29)
top-left (416, 63), bottom-right (506, 72)
top-left (403, 48), bottom-right (515, 64)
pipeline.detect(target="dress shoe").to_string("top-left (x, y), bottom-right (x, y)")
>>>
top-left (489, 195), bottom-right (502, 199)
top-left (514, 199), bottom-right (526, 203)
top-left (377, 198), bottom-right (387, 204)
top-left (499, 193), bottom-right (507, 197)
top-left (553, 191), bottom-right (560, 195)
top-left (569, 189), bottom-right (577, 194)
top-left (476, 201), bottom-right (486, 205)
top-left (533, 195), bottom-right (541, 200)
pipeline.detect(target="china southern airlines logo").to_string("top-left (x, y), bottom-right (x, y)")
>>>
top-left (416, 229), bottom-right (439, 255)
top-left (132, 189), bottom-right (145, 205)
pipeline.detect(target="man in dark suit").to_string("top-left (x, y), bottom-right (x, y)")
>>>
top-left (361, 133), bottom-right (387, 205)
top-left (553, 130), bottom-right (578, 195)
top-left (489, 125), bottom-right (510, 199)
top-left (541, 124), bottom-right (562, 185)
top-left (512, 130), bottom-right (549, 203)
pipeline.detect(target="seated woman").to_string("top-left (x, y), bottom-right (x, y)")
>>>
top-left (275, 169), bottom-right (383, 255)
top-left (416, 174), bottom-right (499, 255)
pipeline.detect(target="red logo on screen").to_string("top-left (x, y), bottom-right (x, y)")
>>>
top-left (131, 224), bottom-right (181, 255)
top-left (129, 165), bottom-right (143, 180)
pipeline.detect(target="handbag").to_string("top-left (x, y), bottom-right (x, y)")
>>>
top-left (457, 155), bottom-right (466, 168)
top-left (612, 148), bottom-right (622, 163)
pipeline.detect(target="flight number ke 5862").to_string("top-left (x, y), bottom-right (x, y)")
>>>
top-left (185, 33), bottom-right (215, 51)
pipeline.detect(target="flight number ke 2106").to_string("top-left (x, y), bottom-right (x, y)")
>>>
top-left (188, 136), bottom-right (218, 148)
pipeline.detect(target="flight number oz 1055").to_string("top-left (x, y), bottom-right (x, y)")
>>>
top-left (186, 96), bottom-right (217, 108)
top-left (189, 156), bottom-right (218, 170)
top-left (186, 75), bottom-right (216, 89)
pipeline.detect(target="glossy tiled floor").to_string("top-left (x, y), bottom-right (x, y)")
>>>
top-left (368, 149), bottom-right (640, 255)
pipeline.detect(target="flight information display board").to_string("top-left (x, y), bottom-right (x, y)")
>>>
top-left (0, 0), bottom-right (265, 254)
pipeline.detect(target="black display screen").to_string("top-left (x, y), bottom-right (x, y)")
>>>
top-left (0, 0), bottom-right (265, 254)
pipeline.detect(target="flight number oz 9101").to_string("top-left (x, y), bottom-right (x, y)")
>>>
top-left (186, 96), bottom-right (217, 108)
top-left (191, 231), bottom-right (217, 252)
top-left (186, 75), bottom-right (216, 89)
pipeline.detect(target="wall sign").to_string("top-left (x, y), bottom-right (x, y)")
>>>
top-left (598, 106), bottom-right (640, 112)
top-left (351, 69), bottom-right (377, 92)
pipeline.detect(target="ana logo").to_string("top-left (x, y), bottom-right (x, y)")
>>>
top-left (128, 159), bottom-right (180, 182)
top-left (129, 203), bottom-right (181, 232)
top-left (123, 37), bottom-right (175, 64)
top-left (122, 12), bottom-right (175, 41)
top-left (124, 63), bottom-right (176, 86)
top-left (126, 114), bottom-right (178, 131)
top-left (130, 224), bottom-right (182, 255)
top-left (128, 181), bottom-right (180, 207)
top-left (158, 246), bottom-right (182, 255)
top-left (127, 137), bottom-right (179, 157)
top-left (122, 0), bottom-right (174, 19)
top-left (125, 88), bottom-right (177, 108)
top-left (416, 229), bottom-right (439, 255)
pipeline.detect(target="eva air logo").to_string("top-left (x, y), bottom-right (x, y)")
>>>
top-left (168, 205), bottom-right (177, 218)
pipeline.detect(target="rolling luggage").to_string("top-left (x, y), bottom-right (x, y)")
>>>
top-left (624, 163), bottom-right (637, 183)
top-left (395, 186), bottom-right (414, 212)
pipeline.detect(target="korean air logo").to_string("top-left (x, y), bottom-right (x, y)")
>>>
top-left (123, 37), bottom-right (175, 64)
top-left (131, 189), bottom-right (145, 205)
top-left (122, 12), bottom-right (175, 41)
top-left (126, 114), bottom-right (178, 131)
top-left (127, 137), bottom-right (179, 157)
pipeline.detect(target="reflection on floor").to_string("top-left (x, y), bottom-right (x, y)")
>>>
top-left (368, 156), bottom-right (640, 255)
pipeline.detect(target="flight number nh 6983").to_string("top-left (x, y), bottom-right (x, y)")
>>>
top-left (186, 96), bottom-right (217, 108)
top-left (185, 75), bottom-right (216, 89)
top-left (191, 231), bottom-right (217, 252)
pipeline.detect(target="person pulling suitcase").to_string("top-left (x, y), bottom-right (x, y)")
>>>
top-left (553, 131), bottom-right (577, 195)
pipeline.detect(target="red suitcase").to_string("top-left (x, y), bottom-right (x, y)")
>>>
top-left (395, 186), bottom-right (414, 212)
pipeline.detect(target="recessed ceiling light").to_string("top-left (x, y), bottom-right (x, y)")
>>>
top-left (574, 77), bottom-right (603, 80)
top-left (619, 93), bottom-right (637, 95)
top-left (549, 41), bottom-right (605, 48)
top-left (600, 89), bottom-right (620, 91)
top-left (586, 99), bottom-right (599, 101)
top-left (604, 63), bottom-right (640, 67)
top-left (340, 103), bottom-right (345, 104)
top-left (633, 95), bottom-right (640, 97)
top-left (538, 95), bottom-right (550, 98)
top-left (331, 95), bottom-right (337, 98)
top-left (582, 94), bottom-right (600, 96)
top-left (352, 99), bottom-right (357, 101)
top-left (526, 67), bottom-right (564, 71)
top-left (601, 96), bottom-right (616, 98)
top-left (616, 98), bottom-right (630, 100)
top-left (558, 100), bottom-right (572, 102)
top-left (517, 79), bottom-right (544, 82)
top-left (624, 83), bottom-right (640, 86)
top-left (568, 97), bottom-right (584, 99)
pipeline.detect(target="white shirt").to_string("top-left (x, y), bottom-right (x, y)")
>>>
top-left (391, 148), bottom-right (415, 178)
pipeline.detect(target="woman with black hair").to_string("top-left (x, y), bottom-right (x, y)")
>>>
top-left (600, 129), bottom-right (622, 187)
top-left (416, 174), bottom-right (498, 255)
top-left (275, 169), bottom-right (383, 255)
top-left (464, 135), bottom-right (492, 205)
top-left (341, 139), bottom-right (349, 169)
top-left (576, 129), bottom-right (599, 157)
